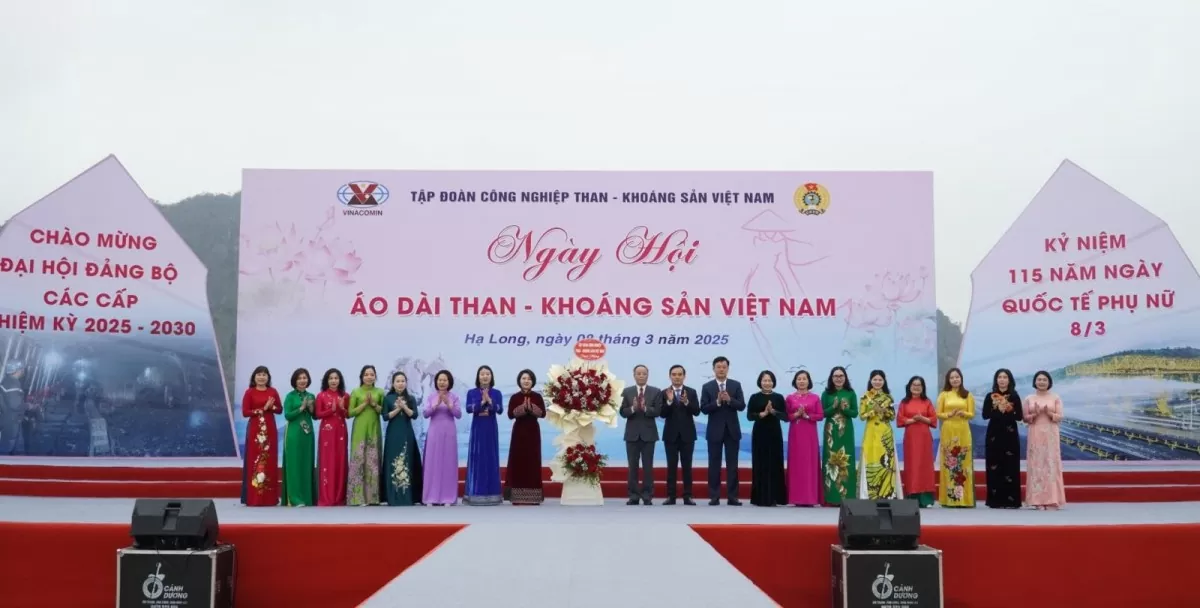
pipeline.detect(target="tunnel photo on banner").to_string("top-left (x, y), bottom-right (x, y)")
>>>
top-left (957, 160), bottom-right (1200, 461)
top-left (236, 170), bottom-right (937, 465)
top-left (0, 156), bottom-right (238, 457)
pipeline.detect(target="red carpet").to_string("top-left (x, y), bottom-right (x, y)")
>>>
top-left (0, 522), bottom-right (463, 607)
top-left (0, 464), bottom-right (242, 481)
top-left (691, 523), bottom-right (1200, 608)
top-left (3, 464), bottom-right (1200, 501)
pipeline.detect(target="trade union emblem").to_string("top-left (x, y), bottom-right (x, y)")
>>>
top-left (793, 182), bottom-right (830, 216)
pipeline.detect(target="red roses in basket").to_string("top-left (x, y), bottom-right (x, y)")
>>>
top-left (561, 443), bottom-right (607, 485)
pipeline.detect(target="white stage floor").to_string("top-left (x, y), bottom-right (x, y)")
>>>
top-left (360, 522), bottom-right (780, 608)
top-left (2, 496), bottom-right (1198, 526)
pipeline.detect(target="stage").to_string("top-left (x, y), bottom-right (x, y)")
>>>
top-left (5, 495), bottom-right (1200, 527)
top-left (2, 495), bottom-right (1199, 608)
top-left (5, 457), bottom-right (1200, 502)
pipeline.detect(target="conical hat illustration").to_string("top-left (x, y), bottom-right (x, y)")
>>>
top-left (741, 210), bottom-right (795, 232)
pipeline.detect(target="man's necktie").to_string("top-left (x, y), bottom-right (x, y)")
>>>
top-left (637, 388), bottom-right (644, 409)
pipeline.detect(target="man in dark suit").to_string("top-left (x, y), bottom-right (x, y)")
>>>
top-left (620, 364), bottom-right (661, 505)
top-left (659, 364), bottom-right (700, 505)
top-left (700, 356), bottom-right (745, 505)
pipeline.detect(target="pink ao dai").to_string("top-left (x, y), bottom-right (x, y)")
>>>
top-left (786, 392), bottom-right (824, 506)
top-left (1023, 392), bottom-right (1066, 508)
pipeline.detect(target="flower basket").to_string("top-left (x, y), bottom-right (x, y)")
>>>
top-left (544, 358), bottom-right (622, 505)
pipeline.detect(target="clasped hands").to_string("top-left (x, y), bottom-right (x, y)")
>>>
top-left (515, 398), bottom-right (542, 417)
top-left (256, 396), bottom-right (279, 416)
top-left (514, 398), bottom-right (531, 416)
top-left (391, 397), bottom-right (413, 417)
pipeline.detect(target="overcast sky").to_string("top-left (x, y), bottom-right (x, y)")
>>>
top-left (2, 0), bottom-right (1197, 322)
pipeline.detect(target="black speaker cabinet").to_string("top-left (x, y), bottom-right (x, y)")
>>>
top-left (831, 544), bottom-right (944, 608)
top-left (117, 545), bottom-right (234, 608)
top-left (838, 499), bottom-right (920, 551)
top-left (131, 499), bottom-right (220, 551)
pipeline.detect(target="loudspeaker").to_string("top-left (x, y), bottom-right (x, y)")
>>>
top-left (130, 499), bottom-right (219, 551)
top-left (838, 499), bottom-right (920, 551)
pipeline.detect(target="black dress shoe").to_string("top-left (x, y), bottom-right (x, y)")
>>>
top-left (728, 499), bottom-right (742, 506)
top-left (664, 498), bottom-right (677, 505)
top-left (683, 497), bottom-right (696, 506)
top-left (626, 499), bottom-right (639, 505)
top-left (643, 498), bottom-right (653, 506)
top-left (709, 498), bottom-right (720, 506)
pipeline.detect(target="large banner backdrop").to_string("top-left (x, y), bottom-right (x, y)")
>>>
top-left (958, 160), bottom-right (1200, 461)
top-left (0, 157), bottom-right (237, 457)
top-left (237, 170), bottom-right (937, 465)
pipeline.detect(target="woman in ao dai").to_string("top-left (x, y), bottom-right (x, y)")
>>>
top-left (820, 366), bottom-right (858, 504)
top-left (281, 368), bottom-right (317, 507)
top-left (505, 369), bottom-right (546, 505)
top-left (983, 368), bottom-right (1023, 509)
top-left (859, 370), bottom-right (902, 500)
top-left (347, 365), bottom-right (384, 506)
top-left (315, 368), bottom-right (349, 507)
top-left (936, 368), bottom-right (976, 508)
top-left (241, 366), bottom-right (282, 507)
top-left (1024, 371), bottom-right (1067, 510)
top-left (785, 370), bottom-right (823, 506)
top-left (747, 370), bottom-right (787, 507)
top-left (897, 376), bottom-right (937, 507)
top-left (464, 365), bottom-right (503, 506)
top-left (382, 371), bottom-right (424, 506)
top-left (422, 370), bottom-right (462, 506)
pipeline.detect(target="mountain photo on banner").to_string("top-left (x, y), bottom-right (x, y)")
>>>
top-left (957, 160), bottom-right (1200, 462)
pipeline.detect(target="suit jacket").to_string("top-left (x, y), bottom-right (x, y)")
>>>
top-left (620, 384), bottom-right (661, 442)
top-left (658, 385), bottom-right (700, 442)
top-left (700, 378), bottom-right (746, 441)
